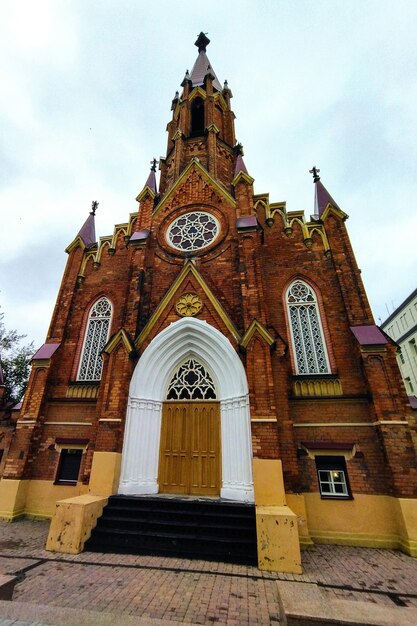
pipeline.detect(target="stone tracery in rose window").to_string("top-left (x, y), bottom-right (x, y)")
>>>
top-left (167, 212), bottom-right (219, 251)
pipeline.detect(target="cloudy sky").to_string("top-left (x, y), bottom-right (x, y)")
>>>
top-left (1, 0), bottom-right (417, 350)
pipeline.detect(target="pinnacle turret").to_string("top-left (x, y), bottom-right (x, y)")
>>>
top-left (143, 159), bottom-right (158, 195)
top-left (310, 167), bottom-right (341, 218)
top-left (76, 201), bottom-right (97, 248)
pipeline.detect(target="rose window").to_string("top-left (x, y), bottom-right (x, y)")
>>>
top-left (167, 212), bottom-right (219, 251)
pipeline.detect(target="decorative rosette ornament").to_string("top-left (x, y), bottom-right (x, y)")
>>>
top-left (176, 293), bottom-right (203, 317)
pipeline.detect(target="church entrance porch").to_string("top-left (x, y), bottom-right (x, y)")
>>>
top-left (159, 401), bottom-right (221, 496)
top-left (118, 317), bottom-right (254, 503)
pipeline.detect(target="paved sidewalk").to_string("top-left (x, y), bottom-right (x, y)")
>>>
top-left (1, 519), bottom-right (417, 624)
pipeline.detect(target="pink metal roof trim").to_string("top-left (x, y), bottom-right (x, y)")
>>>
top-left (350, 325), bottom-right (387, 346)
top-left (129, 229), bottom-right (150, 243)
top-left (236, 216), bottom-right (257, 230)
top-left (144, 169), bottom-right (157, 194)
top-left (234, 155), bottom-right (248, 177)
top-left (190, 51), bottom-right (222, 92)
top-left (77, 213), bottom-right (96, 247)
top-left (32, 342), bottom-right (61, 360)
top-left (315, 179), bottom-right (340, 217)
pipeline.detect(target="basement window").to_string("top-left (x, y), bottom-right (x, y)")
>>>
top-left (55, 449), bottom-right (83, 485)
top-left (315, 455), bottom-right (351, 499)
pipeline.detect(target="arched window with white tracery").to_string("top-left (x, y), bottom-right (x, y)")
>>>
top-left (286, 280), bottom-right (330, 375)
top-left (77, 297), bottom-right (112, 381)
top-left (166, 357), bottom-right (217, 400)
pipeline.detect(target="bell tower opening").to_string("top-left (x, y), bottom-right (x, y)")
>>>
top-left (190, 97), bottom-right (205, 136)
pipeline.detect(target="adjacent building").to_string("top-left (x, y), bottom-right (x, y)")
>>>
top-left (381, 288), bottom-right (417, 402)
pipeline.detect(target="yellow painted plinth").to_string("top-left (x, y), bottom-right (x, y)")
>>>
top-left (46, 494), bottom-right (108, 554)
top-left (0, 479), bottom-right (29, 520)
top-left (88, 451), bottom-right (122, 496)
top-left (286, 493), bottom-right (314, 548)
top-left (252, 458), bottom-right (286, 505)
top-left (252, 459), bottom-right (302, 573)
top-left (304, 493), bottom-right (417, 557)
top-left (256, 505), bottom-right (302, 573)
top-left (396, 498), bottom-right (417, 557)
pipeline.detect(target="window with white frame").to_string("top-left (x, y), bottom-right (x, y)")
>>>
top-left (77, 297), bottom-right (112, 381)
top-left (315, 455), bottom-right (350, 498)
top-left (286, 280), bottom-right (330, 374)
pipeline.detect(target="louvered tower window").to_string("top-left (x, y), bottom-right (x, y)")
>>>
top-left (77, 297), bottom-right (112, 381)
top-left (286, 280), bottom-right (330, 375)
top-left (190, 97), bottom-right (205, 135)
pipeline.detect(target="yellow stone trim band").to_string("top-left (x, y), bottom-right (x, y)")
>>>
top-left (251, 418), bottom-right (277, 423)
top-left (44, 421), bottom-right (93, 426)
top-left (292, 377), bottom-right (343, 397)
top-left (232, 171), bottom-right (254, 187)
top-left (240, 320), bottom-right (275, 349)
top-left (293, 422), bottom-right (372, 428)
top-left (103, 328), bottom-right (135, 356)
top-left (66, 384), bottom-right (98, 399)
top-left (99, 418), bottom-right (122, 422)
top-left (293, 421), bottom-right (409, 428)
top-left (136, 185), bottom-right (156, 203)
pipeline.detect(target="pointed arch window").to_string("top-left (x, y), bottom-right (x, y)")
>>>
top-left (190, 97), bottom-right (205, 135)
top-left (77, 297), bottom-right (112, 381)
top-left (286, 280), bottom-right (330, 375)
top-left (166, 357), bottom-right (217, 400)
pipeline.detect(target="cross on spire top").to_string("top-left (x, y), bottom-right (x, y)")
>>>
top-left (90, 200), bottom-right (99, 216)
top-left (309, 166), bottom-right (321, 182)
top-left (150, 158), bottom-right (158, 172)
top-left (195, 32), bottom-right (210, 52)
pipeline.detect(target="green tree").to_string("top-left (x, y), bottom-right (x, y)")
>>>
top-left (0, 310), bottom-right (34, 404)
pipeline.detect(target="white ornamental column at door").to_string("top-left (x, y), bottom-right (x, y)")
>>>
top-left (118, 398), bottom-right (162, 495)
top-left (220, 395), bottom-right (254, 502)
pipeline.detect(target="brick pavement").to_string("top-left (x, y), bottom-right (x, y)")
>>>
top-left (1, 519), bottom-right (417, 624)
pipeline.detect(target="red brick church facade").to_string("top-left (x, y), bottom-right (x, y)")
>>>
top-left (1, 34), bottom-right (416, 570)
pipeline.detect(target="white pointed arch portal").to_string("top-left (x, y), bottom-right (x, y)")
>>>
top-left (119, 317), bottom-right (254, 502)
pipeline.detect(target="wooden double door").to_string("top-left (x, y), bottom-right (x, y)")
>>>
top-left (158, 401), bottom-right (221, 496)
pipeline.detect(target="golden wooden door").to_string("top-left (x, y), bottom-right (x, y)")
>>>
top-left (158, 401), bottom-right (221, 496)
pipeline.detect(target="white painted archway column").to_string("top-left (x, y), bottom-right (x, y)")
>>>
top-left (118, 317), bottom-right (254, 502)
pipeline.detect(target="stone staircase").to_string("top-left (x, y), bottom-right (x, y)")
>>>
top-left (84, 495), bottom-right (258, 564)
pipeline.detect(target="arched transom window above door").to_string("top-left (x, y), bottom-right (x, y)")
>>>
top-left (166, 358), bottom-right (217, 400)
top-left (286, 280), bottom-right (330, 375)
